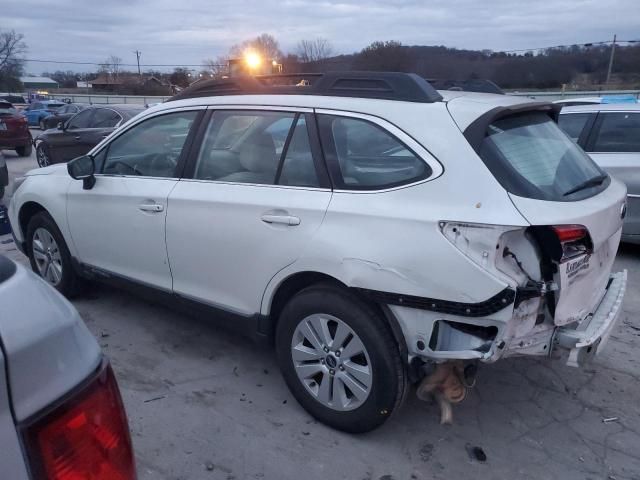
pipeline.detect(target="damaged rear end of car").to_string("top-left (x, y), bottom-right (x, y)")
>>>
top-left (424, 96), bottom-right (628, 369)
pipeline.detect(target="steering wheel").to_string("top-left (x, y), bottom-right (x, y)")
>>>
top-left (110, 160), bottom-right (144, 176)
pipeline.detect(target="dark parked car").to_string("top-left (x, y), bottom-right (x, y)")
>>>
top-left (0, 101), bottom-right (32, 158)
top-left (35, 105), bottom-right (145, 166)
top-left (0, 94), bottom-right (28, 112)
top-left (42, 103), bottom-right (89, 129)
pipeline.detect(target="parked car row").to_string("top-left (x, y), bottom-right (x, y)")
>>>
top-left (9, 72), bottom-right (627, 433)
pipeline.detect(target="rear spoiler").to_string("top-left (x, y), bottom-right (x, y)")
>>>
top-left (463, 102), bottom-right (561, 154)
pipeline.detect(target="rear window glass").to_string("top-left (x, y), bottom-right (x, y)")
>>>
top-left (0, 103), bottom-right (17, 115)
top-left (591, 112), bottom-right (640, 152)
top-left (558, 113), bottom-right (591, 142)
top-left (317, 115), bottom-right (430, 189)
top-left (479, 112), bottom-right (607, 201)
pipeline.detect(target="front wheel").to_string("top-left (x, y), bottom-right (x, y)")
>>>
top-left (39, 119), bottom-right (46, 130)
top-left (36, 143), bottom-right (51, 167)
top-left (276, 283), bottom-right (407, 433)
top-left (26, 212), bottom-right (82, 297)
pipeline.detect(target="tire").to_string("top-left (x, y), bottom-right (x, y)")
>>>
top-left (16, 142), bottom-right (32, 157)
top-left (276, 283), bottom-right (407, 433)
top-left (26, 211), bottom-right (82, 297)
top-left (36, 143), bottom-right (51, 167)
top-left (0, 185), bottom-right (4, 200)
top-left (39, 119), bottom-right (46, 130)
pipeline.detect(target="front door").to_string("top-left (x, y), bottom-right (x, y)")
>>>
top-left (166, 108), bottom-right (332, 315)
top-left (67, 109), bottom-right (202, 290)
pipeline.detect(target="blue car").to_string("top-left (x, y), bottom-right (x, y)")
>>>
top-left (23, 100), bottom-right (67, 128)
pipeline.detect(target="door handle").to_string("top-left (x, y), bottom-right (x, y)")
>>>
top-left (74, 136), bottom-right (80, 140)
top-left (138, 203), bottom-right (164, 213)
top-left (260, 214), bottom-right (300, 226)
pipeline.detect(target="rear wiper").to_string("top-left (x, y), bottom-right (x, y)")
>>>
top-left (563, 174), bottom-right (608, 196)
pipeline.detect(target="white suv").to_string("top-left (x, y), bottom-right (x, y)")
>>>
top-left (9, 72), bottom-right (628, 432)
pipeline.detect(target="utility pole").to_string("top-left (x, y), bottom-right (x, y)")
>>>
top-left (134, 50), bottom-right (142, 76)
top-left (606, 34), bottom-right (617, 84)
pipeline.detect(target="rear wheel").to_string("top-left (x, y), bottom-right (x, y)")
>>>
top-left (36, 143), bottom-right (51, 167)
top-left (26, 212), bottom-right (81, 297)
top-left (276, 283), bottom-right (407, 433)
top-left (16, 142), bottom-right (32, 157)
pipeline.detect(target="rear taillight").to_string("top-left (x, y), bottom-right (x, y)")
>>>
top-left (21, 360), bottom-right (136, 480)
top-left (553, 225), bottom-right (593, 262)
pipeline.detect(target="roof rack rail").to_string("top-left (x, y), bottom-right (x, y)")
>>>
top-left (167, 71), bottom-right (443, 103)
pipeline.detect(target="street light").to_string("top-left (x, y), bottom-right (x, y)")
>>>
top-left (245, 51), bottom-right (262, 70)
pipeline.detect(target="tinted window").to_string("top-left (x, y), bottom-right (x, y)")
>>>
top-left (101, 111), bottom-right (197, 178)
top-left (592, 113), bottom-right (640, 152)
top-left (558, 113), bottom-right (591, 142)
top-left (67, 109), bottom-right (94, 129)
top-left (194, 110), bottom-right (295, 185)
top-left (318, 115), bottom-right (429, 189)
top-left (0, 95), bottom-right (25, 104)
top-left (479, 112), bottom-right (607, 201)
top-left (91, 108), bottom-right (122, 128)
top-left (0, 103), bottom-right (17, 115)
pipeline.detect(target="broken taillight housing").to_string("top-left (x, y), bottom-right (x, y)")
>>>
top-left (20, 360), bottom-right (136, 480)
top-left (530, 224), bottom-right (593, 263)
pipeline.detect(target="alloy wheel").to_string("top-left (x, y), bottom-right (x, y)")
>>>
top-left (291, 313), bottom-right (372, 411)
top-left (32, 227), bottom-right (63, 286)
top-left (37, 145), bottom-right (50, 167)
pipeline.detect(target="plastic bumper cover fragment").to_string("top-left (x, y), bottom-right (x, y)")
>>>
top-left (555, 270), bottom-right (627, 367)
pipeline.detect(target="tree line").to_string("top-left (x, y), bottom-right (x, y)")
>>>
top-left (1, 29), bottom-right (639, 93)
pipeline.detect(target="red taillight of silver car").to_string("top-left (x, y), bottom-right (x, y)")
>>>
top-left (20, 360), bottom-right (136, 480)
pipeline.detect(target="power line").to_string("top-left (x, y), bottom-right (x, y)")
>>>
top-left (19, 39), bottom-right (640, 68)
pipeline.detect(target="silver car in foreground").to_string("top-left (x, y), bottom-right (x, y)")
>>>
top-left (0, 255), bottom-right (136, 479)
top-left (559, 103), bottom-right (640, 242)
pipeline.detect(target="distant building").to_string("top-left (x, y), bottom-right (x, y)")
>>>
top-left (89, 74), bottom-right (170, 93)
top-left (20, 76), bottom-right (59, 90)
top-left (76, 81), bottom-right (92, 88)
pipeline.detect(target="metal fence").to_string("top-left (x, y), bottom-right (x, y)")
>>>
top-left (46, 89), bottom-right (640, 105)
top-left (47, 93), bottom-right (170, 105)
top-left (509, 89), bottom-right (640, 101)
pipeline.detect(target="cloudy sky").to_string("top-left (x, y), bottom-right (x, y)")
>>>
top-left (4, 0), bottom-right (640, 74)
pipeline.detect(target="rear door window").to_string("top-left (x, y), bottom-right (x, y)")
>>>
top-left (590, 112), bottom-right (640, 152)
top-left (67, 109), bottom-right (94, 129)
top-left (317, 115), bottom-right (430, 189)
top-left (479, 112), bottom-right (608, 201)
top-left (558, 113), bottom-right (591, 142)
top-left (91, 108), bottom-right (122, 128)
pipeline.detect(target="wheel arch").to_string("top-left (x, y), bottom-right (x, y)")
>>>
top-left (260, 270), bottom-right (408, 360)
top-left (18, 201), bottom-right (49, 240)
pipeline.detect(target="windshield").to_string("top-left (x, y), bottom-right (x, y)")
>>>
top-left (479, 112), bottom-right (608, 201)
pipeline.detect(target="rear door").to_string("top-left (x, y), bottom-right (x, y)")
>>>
top-left (477, 111), bottom-right (626, 326)
top-left (584, 111), bottom-right (640, 239)
top-left (165, 107), bottom-right (332, 315)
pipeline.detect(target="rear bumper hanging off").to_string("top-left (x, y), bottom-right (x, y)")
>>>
top-left (554, 270), bottom-right (627, 367)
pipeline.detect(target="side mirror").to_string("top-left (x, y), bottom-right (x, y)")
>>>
top-left (67, 155), bottom-right (96, 190)
top-left (57, 122), bottom-right (64, 130)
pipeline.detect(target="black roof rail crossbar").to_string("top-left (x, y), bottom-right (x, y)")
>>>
top-left (167, 71), bottom-right (443, 103)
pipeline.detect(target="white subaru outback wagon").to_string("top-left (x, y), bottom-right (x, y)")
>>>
top-left (9, 72), bottom-right (627, 432)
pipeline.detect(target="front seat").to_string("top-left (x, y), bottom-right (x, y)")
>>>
top-left (218, 133), bottom-right (278, 184)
